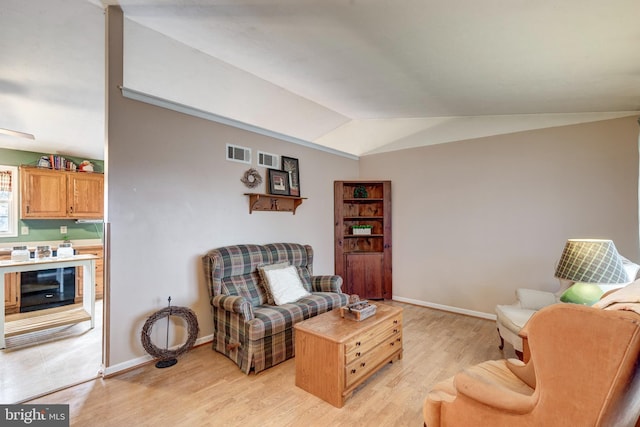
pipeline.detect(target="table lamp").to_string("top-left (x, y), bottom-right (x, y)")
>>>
top-left (554, 239), bottom-right (628, 305)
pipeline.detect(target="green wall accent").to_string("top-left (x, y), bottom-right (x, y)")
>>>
top-left (0, 147), bottom-right (104, 244)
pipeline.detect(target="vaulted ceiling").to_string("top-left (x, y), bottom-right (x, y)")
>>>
top-left (1, 0), bottom-right (639, 160)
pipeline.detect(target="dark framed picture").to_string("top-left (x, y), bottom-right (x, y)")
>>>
top-left (281, 156), bottom-right (300, 197)
top-left (268, 169), bottom-right (290, 196)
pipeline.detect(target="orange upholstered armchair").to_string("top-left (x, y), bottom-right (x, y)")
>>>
top-left (424, 303), bottom-right (640, 427)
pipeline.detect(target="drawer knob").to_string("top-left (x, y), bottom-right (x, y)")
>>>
top-left (355, 352), bottom-right (361, 357)
top-left (393, 320), bottom-right (398, 324)
top-left (393, 329), bottom-right (399, 333)
top-left (360, 362), bottom-right (366, 367)
top-left (390, 342), bottom-right (395, 346)
top-left (351, 369), bottom-right (356, 374)
top-left (355, 341), bottom-right (361, 347)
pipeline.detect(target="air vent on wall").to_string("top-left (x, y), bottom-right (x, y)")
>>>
top-left (226, 144), bottom-right (251, 164)
top-left (257, 151), bottom-right (280, 169)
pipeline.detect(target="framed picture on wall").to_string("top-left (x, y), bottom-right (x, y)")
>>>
top-left (281, 156), bottom-right (300, 197)
top-left (268, 169), bottom-right (290, 196)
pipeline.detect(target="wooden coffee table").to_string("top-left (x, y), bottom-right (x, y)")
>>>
top-left (294, 302), bottom-right (403, 407)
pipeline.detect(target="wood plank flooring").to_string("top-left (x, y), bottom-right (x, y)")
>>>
top-left (27, 301), bottom-right (512, 426)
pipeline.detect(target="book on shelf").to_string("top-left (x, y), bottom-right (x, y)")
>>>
top-left (47, 155), bottom-right (77, 171)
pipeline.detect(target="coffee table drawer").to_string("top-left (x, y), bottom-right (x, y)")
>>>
top-left (344, 314), bottom-right (402, 355)
top-left (345, 331), bottom-right (403, 387)
top-left (345, 320), bottom-right (402, 365)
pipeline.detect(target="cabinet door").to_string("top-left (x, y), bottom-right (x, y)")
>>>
top-left (0, 255), bottom-right (20, 314)
top-left (345, 253), bottom-right (384, 299)
top-left (21, 168), bottom-right (67, 218)
top-left (75, 247), bottom-right (104, 300)
top-left (68, 173), bottom-right (104, 218)
top-left (4, 272), bottom-right (20, 314)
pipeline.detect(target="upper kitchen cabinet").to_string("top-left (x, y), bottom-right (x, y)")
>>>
top-left (20, 166), bottom-right (104, 219)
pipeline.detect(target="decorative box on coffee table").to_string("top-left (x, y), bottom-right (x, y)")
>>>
top-left (294, 302), bottom-right (403, 408)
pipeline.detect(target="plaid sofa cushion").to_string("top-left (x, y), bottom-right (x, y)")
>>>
top-left (203, 244), bottom-right (272, 306)
top-left (264, 243), bottom-right (313, 292)
top-left (221, 272), bottom-right (266, 307)
top-left (247, 292), bottom-right (349, 341)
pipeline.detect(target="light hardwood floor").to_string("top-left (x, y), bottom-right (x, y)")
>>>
top-left (28, 301), bottom-right (514, 426)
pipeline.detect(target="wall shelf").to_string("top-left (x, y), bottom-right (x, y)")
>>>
top-left (244, 193), bottom-right (307, 215)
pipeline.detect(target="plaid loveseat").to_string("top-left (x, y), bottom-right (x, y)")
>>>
top-left (202, 243), bottom-right (348, 374)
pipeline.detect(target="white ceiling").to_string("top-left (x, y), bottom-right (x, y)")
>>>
top-left (1, 0), bottom-right (639, 160)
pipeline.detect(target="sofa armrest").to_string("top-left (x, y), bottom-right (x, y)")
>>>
top-left (310, 275), bottom-right (343, 293)
top-left (516, 288), bottom-right (557, 310)
top-left (211, 294), bottom-right (254, 321)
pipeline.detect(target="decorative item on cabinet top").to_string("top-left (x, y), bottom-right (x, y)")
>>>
top-left (37, 156), bottom-right (98, 172)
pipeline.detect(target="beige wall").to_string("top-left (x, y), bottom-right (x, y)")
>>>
top-left (360, 117), bottom-right (639, 315)
top-left (106, 6), bottom-right (639, 369)
top-left (106, 7), bottom-right (358, 368)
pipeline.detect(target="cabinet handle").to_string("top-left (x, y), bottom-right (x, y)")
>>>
top-left (26, 205), bottom-right (30, 213)
top-left (393, 329), bottom-right (399, 333)
top-left (355, 341), bottom-right (361, 347)
top-left (390, 342), bottom-right (395, 346)
top-left (360, 362), bottom-right (366, 367)
top-left (393, 320), bottom-right (398, 324)
top-left (351, 369), bottom-right (356, 374)
top-left (355, 352), bottom-right (361, 357)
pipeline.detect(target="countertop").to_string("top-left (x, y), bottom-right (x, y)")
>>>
top-left (0, 239), bottom-right (103, 255)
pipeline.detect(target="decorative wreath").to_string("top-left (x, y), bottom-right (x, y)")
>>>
top-left (241, 168), bottom-right (263, 188)
top-left (141, 306), bottom-right (199, 361)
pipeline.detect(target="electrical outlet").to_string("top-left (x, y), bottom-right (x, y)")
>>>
top-left (60, 226), bottom-right (67, 234)
top-left (21, 226), bottom-right (29, 235)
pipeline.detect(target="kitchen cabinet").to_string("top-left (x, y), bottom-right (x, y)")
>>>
top-left (20, 166), bottom-right (104, 219)
top-left (75, 246), bottom-right (103, 301)
top-left (0, 254), bottom-right (20, 315)
top-left (4, 272), bottom-right (19, 315)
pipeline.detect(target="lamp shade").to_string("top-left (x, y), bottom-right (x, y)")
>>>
top-left (554, 239), bottom-right (628, 284)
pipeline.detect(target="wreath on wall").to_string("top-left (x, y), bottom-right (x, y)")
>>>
top-left (241, 168), bottom-right (263, 189)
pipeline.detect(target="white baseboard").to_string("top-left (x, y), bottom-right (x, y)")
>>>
top-left (392, 296), bottom-right (497, 321)
top-left (103, 334), bottom-right (213, 377)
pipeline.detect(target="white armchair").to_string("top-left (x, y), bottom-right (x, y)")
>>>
top-left (496, 257), bottom-right (640, 359)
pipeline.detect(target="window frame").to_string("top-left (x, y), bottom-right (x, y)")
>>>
top-left (0, 165), bottom-right (19, 238)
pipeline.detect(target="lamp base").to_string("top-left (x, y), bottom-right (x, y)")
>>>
top-left (560, 282), bottom-right (604, 306)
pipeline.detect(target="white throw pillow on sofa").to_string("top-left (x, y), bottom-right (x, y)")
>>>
top-left (262, 265), bottom-right (310, 305)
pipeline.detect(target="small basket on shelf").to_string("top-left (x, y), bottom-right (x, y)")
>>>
top-left (352, 225), bottom-right (373, 235)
